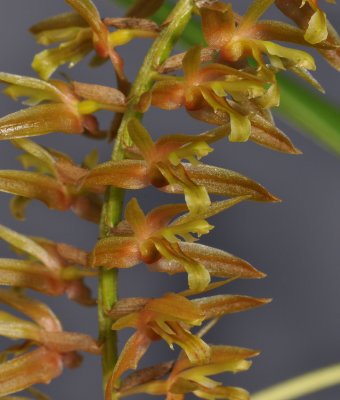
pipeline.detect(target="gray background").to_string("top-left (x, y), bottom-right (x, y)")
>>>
top-left (0, 1), bottom-right (340, 399)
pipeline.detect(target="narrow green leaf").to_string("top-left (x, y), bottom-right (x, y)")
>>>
top-left (277, 74), bottom-right (340, 155)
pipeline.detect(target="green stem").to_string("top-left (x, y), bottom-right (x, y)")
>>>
top-left (97, 0), bottom-right (194, 396)
top-left (252, 363), bottom-right (340, 400)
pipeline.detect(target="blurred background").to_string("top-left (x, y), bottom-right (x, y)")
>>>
top-left (0, 1), bottom-right (340, 399)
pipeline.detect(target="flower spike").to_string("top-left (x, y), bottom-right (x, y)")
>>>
top-left (0, 1), bottom-right (337, 399)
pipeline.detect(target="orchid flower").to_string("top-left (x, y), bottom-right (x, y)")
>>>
top-left (144, 46), bottom-right (269, 141)
top-left (88, 197), bottom-right (265, 291)
top-left (30, 0), bottom-right (158, 81)
top-left (109, 345), bottom-right (259, 400)
top-left (105, 290), bottom-right (268, 396)
top-left (188, 104), bottom-right (301, 154)
top-left (81, 119), bottom-right (278, 213)
top-left (0, 72), bottom-right (126, 140)
top-left (0, 224), bottom-right (95, 305)
top-left (275, 0), bottom-right (340, 69)
top-left (0, 138), bottom-right (103, 222)
top-left (0, 289), bottom-right (99, 397)
top-left (275, 0), bottom-right (336, 44)
top-left (302, 0), bottom-right (335, 43)
top-left (198, 1), bottom-right (320, 86)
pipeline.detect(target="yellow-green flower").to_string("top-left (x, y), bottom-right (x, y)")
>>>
top-left (31, 0), bottom-right (158, 80)
top-left (110, 345), bottom-right (259, 400)
top-left (106, 291), bottom-right (268, 396)
top-left (144, 47), bottom-right (269, 142)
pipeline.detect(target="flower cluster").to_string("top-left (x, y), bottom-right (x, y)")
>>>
top-left (0, 0), bottom-right (338, 399)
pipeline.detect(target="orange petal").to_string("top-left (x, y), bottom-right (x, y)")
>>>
top-left (39, 331), bottom-right (100, 354)
top-left (317, 20), bottom-right (340, 70)
top-left (254, 20), bottom-right (315, 45)
top-left (249, 114), bottom-right (301, 154)
top-left (127, 119), bottom-right (155, 160)
top-left (145, 293), bottom-right (204, 324)
top-left (72, 81), bottom-right (126, 110)
top-left (125, 198), bottom-right (148, 238)
top-left (182, 47), bottom-right (202, 80)
top-left (200, 3), bottom-right (235, 48)
top-left (30, 12), bottom-right (87, 38)
top-left (80, 160), bottom-right (149, 190)
top-left (88, 236), bottom-right (140, 269)
top-left (150, 80), bottom-right (185, 110)
top-left (150, 242), bottom-right (265, 279)
top-left (194, 295), bottom-right (271, 319)
top-left (66, 0), bottom-right (109, 56)
top-left (106, 332), bottom-right (151, 397)
top-left (164, 164), bottom-right (279, 202)
top-left (109, 298), bottom-right (149, 319)
top-left (146, 203), bottom-right (188, 233)
top-left (241, 0), bottom-right (275, 30)
top-left (54, 242), bottom-right (88, 266)
top-left (119, 363), bottom-right (172, 396)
